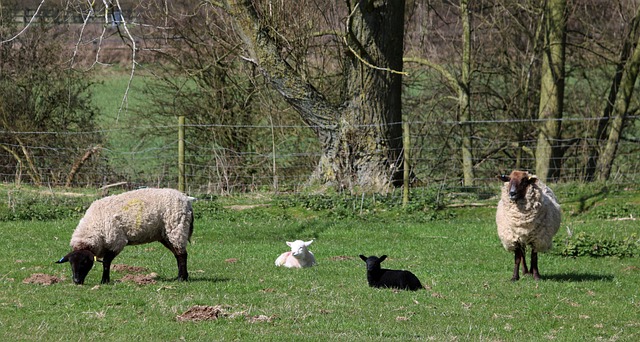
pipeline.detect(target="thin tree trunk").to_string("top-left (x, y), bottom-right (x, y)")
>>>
top-left (585, 5), bottom-right (640, 181)
top-left (596, 13), bottom-right (640, 181)
top-left (535, 0), bottom-right (566, 182)
top-left (460, 0), bottom-right (474, 186)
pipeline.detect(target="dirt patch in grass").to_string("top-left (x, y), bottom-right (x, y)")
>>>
top-left (111, 264), bottom-right (149, 273)
top-left (177, 305), bottom-right (231, 322)
top-left (119, 272), bottom-right (158, 285)
top-left (176, 305), bottom-right (275, 323)
top-left (23, 273), bottom-right (63, 285)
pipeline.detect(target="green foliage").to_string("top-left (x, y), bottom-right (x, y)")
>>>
top-left (0, 4), bottom-right (103, 186)
top-left (0, 188), bottom-right (92, 221)
top-left (586, 202), bottom-right (638, 220)
top-left (0, 198), bottom-right (87, 221)
top-left (274, 188), bottom-right (453, 221)
top-left (554, 232), bottom-right (640, 258)
top-left (192, 198), bottom-right (225, 219)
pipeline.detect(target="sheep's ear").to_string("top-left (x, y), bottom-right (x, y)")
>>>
top-left (304, 240), bottom-right (313, 246)
top-left (286, 241), bottom-right (293, 247)
top-left (527, 175), bottom-right (538, 184)
top-left (359, 255), bottom-right (367, 261)
top-left (56, 255), bottom-right (69, 264)
top-left (379, 255), bottom-right (387, 262)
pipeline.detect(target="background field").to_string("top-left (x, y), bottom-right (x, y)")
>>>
top-left (1, 184), bottom-right (639, 340)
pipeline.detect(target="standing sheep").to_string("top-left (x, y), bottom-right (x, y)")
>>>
top-left (359, 255), bottom-right (423, 291)
top-left (496, 170), bottom-right (561, 281)
top-left (56, 188), bottom-right (194, 285)
top-left (274, 240), bottom-right (316, 268)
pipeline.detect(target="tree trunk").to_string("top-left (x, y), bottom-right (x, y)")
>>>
top-left (460, 0), bottom-right (474, 186)
top-left (596, 11), bottom-right (640, 181)
top-left (226, 0), bottom-right (405, 193)
top-left (535, 0), bottom-right (566, 182)
top-left (585, 5), bottom-right (640, 181)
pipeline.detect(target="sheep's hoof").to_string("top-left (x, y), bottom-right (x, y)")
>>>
top-left (510, 276), bottom-right (519, 282)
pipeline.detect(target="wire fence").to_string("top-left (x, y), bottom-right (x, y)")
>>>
top-left (1, 116), bottom-right (639, 200)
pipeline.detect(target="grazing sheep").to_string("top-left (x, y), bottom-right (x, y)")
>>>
top-left (56, 188), bottom-right (194, 285)
top-left (496, 170), bottom-right (561, 281)
top-left (274, 240), bottom-right (316, 268)
top-left (359, 255), bottom-right (423, 291)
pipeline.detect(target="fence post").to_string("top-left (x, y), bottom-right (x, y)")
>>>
top-left (178, 115), bottom-right (185, 192)
top-left (403, 121), bottom-right (410, 207)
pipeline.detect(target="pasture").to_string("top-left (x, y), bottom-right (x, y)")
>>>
top-left (1, 185), bottom-right (639, 340)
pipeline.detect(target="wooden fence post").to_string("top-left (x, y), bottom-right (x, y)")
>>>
top-left (403, 121), bottom-right (410, 207)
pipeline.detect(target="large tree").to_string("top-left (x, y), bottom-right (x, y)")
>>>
top-left (224, 0), bottom-right (405, 193)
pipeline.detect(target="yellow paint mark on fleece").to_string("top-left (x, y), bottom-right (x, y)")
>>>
top-left (122, 198), bottom-right (144, 230)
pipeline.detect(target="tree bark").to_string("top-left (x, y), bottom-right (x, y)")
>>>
top-left (596, 7), bottom-right (640, 181)
top-left (585, 5), bottom-right (640, 181)
top-left (225, 0), bottom-right (405, 193)
top-left (460, 0), bottom-right (474, 186)
top-left (535, 0), bottom-right (566, 182)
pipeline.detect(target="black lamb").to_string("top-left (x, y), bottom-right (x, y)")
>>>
top-left (359, 255), bottom-right (423, 291)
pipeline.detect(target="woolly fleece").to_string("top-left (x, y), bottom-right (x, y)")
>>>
top-left (496, 176), bottom-right (561, 253)
top-left (274, 240), bottom-right (316, 268)
top-left (70, 188), bottom-right (193, 257)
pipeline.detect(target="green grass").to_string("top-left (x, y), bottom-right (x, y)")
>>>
top-left (91, 70), bottom-right (176, 184)
top-left (1, 187), bottom-right (639, 340)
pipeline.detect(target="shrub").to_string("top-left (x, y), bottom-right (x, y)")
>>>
top-left (554, 232), bottom-right (640, 258)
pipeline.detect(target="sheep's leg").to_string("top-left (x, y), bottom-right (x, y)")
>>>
top-left (530, 250), bottom-right (541, 280)
top-left (520, 246), bottom-right (530, 275)
top-left (160, 240), bottom-right (189, 281)
top-left (175, 253), bottom-right (189, 281)
top-left (511, 246), bottom-right (524, 281)
top-left (101, 250), bottom-right (117, 284)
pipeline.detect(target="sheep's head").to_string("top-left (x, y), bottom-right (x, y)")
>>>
top-left (498, 170), bottom-right (538, 201)
top-left (286, 240), bottom-right (313, 258)
top-left (359, 255), bottom-right (387, 272)
top-left (56, 250), bottom-right (98, 285)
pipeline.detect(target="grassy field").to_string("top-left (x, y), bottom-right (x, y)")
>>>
top-left (1, 185), bottom-right (639, 341)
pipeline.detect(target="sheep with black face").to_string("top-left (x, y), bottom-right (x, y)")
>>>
top-left (56, 188), bottom-right (194, 285)
top-left (496, 170), bottom-right (561, 281)
top-left (359, 255), bottom-right (423, 291)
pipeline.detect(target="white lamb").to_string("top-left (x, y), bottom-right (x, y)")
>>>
top-left (56, 188), bottom-right (194, 284)
top-left (274, 240), bottom-right (316, 268)
top-left (496, 170), bottom-right (561, 281)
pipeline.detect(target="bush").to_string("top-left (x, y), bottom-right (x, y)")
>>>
top-left (554, 232), bottom-right (640, 258)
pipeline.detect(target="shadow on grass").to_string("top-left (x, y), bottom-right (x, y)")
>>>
top-left (543, 273), bottom-right (614, 282)
top-left (156, 276), bottom-right (231, 283)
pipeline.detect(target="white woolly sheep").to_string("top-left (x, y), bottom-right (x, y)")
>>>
top-left (274, 240), bottom-right (316, 268)
top-left (359, 255), bottom-right (423, 291)
top-left (56, 188), bottom-right (194, 284)
top-left (496, 170), bottom-right (561, 281)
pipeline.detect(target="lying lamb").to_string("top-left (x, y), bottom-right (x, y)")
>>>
top-left (359, 255), bottom-right (423, 291)
top-left (56, 188), bottom-right (195, 284)
top-left (496, 170), bottom-right (561, 281)
top-left (274, 240), bottom-right (316, 268)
